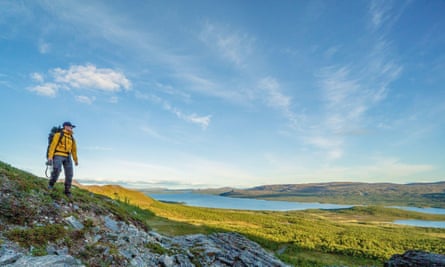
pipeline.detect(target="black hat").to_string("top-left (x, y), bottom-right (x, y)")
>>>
top-left (63, 121), bottom-right (76, 128)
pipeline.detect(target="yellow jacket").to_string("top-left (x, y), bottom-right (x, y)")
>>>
top-left (47, 129), bottom-right (78, 164)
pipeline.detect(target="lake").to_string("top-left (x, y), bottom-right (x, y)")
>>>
top-left (147, 192), bottom-right (353, 211)
top-left (147, 192), bottom-right (445, 228)
top-left (394, 220), bottom-right (445, 228)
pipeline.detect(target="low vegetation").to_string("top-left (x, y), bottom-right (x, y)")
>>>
top-left (1, 160), bottom-right (444, 266)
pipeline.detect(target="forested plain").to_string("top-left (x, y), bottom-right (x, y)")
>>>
top-left (87, 185), bottom-right (445, 267)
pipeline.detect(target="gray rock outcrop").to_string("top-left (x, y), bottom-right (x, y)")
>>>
top-left (1, 213), bottom-right (289, 267)
top-left (385, 250), bottom-right (445, 267)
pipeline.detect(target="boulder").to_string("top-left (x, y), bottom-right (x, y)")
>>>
top-left (7, 255), bottom-right (84, 267)
top-left (385, 250), bottom-right (445, 267)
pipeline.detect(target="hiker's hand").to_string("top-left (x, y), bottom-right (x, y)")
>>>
top-left (47, 159), bottom-right (53, 165)
top-left (75, 161), bottom-right (78, 166)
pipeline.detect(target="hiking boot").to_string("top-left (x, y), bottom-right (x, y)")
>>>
top-left (48, 184), bottom-right (54, 190)
top-left (65, 191), bottom-right (72, 198)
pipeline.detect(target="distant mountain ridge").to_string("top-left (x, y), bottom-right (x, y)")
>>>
top-left (248, 181), bottom-right (445, 193)
top-left (215, 181), bottom-right (445, 208)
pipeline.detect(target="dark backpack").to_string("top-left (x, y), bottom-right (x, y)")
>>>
top-left (46, 126), bottom-right (64, 160)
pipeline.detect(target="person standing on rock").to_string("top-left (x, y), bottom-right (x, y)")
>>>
top-left (47, 121), bottom-right (78, 197)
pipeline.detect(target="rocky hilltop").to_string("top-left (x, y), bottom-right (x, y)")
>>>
top-left (0, 162), bottom-right (288, 266)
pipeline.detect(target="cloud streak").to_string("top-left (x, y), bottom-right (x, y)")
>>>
top-left (136, 91), bottom-right (212, 129)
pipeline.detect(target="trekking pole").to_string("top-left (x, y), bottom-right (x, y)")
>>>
top-left (45, 161), bottom-right (53, 178)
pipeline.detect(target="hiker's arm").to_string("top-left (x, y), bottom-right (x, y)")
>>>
top-left (72, 139), bottom-right (78, 166)
top-left (47, 132), bottom-right (61, 160)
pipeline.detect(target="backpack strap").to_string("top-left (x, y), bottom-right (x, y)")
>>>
top-left (54, 131), bottom-right (65, 153)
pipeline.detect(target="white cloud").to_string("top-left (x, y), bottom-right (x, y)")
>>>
top-left (28, 83), bottom-right (58, 97)
top-left (29, 64), bottom-right (132, 101)
top-left (75, 95), bottom-right (95, 104)
top-left (52, 64), bottom-right (131, 92)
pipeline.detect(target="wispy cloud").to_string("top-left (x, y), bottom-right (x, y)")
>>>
top-left (369, 0), bottom-right (391, 30)
top-left (200, 21), bottom-right (254, 68)
top-left (136, 91), bottom-right (212, 129)
top-left (162, 101), bottom-right (212, 130)
top-left (307, 1), bottom-right (404, 161)
top-left (75, 95), bottom-right (95, 104)
top-left (318, 66), bottom-right (366, 133)
top-left (257, 77), bottom-right (301, 129)
top-left (368, 0), bottom-right (409, 33)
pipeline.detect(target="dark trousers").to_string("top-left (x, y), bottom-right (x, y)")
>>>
top-left (49, 155), bottom-right (74, 193)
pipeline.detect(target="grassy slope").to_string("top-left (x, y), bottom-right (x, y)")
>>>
top-left (85, 184), bottom-right (445, 267)
top-left (0, 161), bottom-right (160, 264)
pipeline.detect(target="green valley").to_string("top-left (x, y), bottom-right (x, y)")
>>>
top-left (86, 184), bottom-right (445, 267)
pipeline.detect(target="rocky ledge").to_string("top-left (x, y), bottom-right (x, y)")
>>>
top-left (0, 213), bottom-right (288, 267)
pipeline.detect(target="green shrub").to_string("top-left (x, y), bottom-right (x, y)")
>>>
top-left (31, 246), bottom-right (47, 256)
top-left (5, 224), bottom-right (67, 248)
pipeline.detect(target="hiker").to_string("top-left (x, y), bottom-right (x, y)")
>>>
top-left (47, 121), bottom-right (78, 197)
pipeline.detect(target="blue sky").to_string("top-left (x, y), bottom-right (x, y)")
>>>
top-left (1, 0), bottom-right (444, 188)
